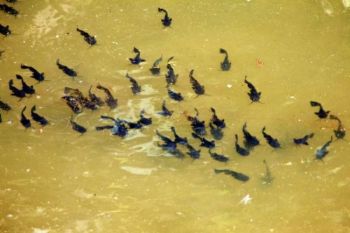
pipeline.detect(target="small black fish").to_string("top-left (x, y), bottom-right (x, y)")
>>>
top-left (189, 70), bottom-right (205, 95)
top-left (20, 64), bottom-right (45, 82)
top-left (156, 130), bottom-right (178, 153)
top-left (0, 4), bottom-right (18, 16)
top-left (76, 28), bottom-right (96, 46)
top-left (187, 109), bottom-right (206, 136)
top-left (209, 122), bottom-right (223, 140)
top-left (261, 160), bottom-right (273, 184)
top-left (242, 123), bottom-right (260, 149)
top-left (293, 133), bottom-right (314, 145)
top-left (214, 169), bottom-right (249, 182)
top-left (209, 150), bottom-right (229, 162)
top-left (62, 96), bottom-right (83, 114)
top-left (20, 106), bottom-right (31, 128)
top-left (171, 126), bottom-right (188, 145)
top-left (210, 107), bottom-right (225, 129)
top-left (129, 47), bottom-right (145, 65)
top-left (165, 64), bottom-right (178, 85)
top-left (192, 132), bottom-right (215, 149)
top-left (100, 116), bottom-right (128, 137)
top-left (167, 85), bottom-right (183, 101)
top-left (235, 134), bottom-right (250, 156)
top-left (138, 110), bottom-right (152, 125)
top-left (88, 86), bottom-right (104, 106)
top-left (126, 73), bottom-right (141, 95)
top-left (219, 48), bottom-right (231, 71)
top-left (0, 100), bottom-right (11, 111)
top-left (158, 8), bottom-right (172, 27)
top-left (9, 79), bottom-right (25, 98)
top-left (244, 76), bottom-right (261, 103)
top-left (16, 75), bottom-right (35, 95)
top-left (31, 105), bottom-right (48, 126)
top-left (95, 125), bottom-right (114, 131)
top-left (124, 120), bottom-right (143, 129)
top-left (158, 100), bottom-right (173, 117)
top-left (149, 56), bottom-right (162, 75)
top-left (0, 113), bottom-right (2, 123)
top-left (70, 116), bottom-right (87, 134)
top-left (56, 59), bottom-right (77, 77)
top-left (96, 84), bottom-right (118, 109)
top-left (262, 127), bottom-right (281, 148)
top-left (186, 144), bottom-right (201, 159)
top-left (6, 0), bottom-right (17, 3)
top-left (316, 136), bottom-right (333, 160)
top-left (0, 24), bottom-right (11, 36)
top-left (329, 115), bottom-right (346, 139)
top-left (310, 101), bottom-right (330, 119)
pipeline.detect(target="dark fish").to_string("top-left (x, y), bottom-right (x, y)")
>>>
top-left (209, 150), bottom-right (229, 162)
top-left (124, 120), bottom-right (143, 129)
top-left (0, 100), bottom-right (11, 111)
top-left (62, 96), bottom-right (83, 114)
top-left (187, 108), bottom-right (206, 136)
top-left (20, 106), bottom-right (31, 128)
top-left (56, 59), bottom-right (77, 77)
top-left (189, 69), bottom-right (205, 95)
top-left (96, 84), bottom-right (118, 109)
top-left (158, 100), bottom-right (173, 117)
top-left (6, 0), bottom-right (17, 3)
top-left (88, 86), bottom-right (104, 106)
top-left (158, 8), bottom-right (172, 27)
top-left (210, 107), bottom-right (225, 129)
top-left (242, 123), bottom-right (260, 149)
top-left (76, 28), bottom-right (96, 46)
top-left (209, 122), bottom-right (223, 140)
top-left (186, 144), bottom-right (201, 159)
top-left (0, 113), bottom-right (2, 123)
top-left (149, 56), bottom-right (162, 75)
top-left (129, 47), bottom-right (145, 65)
top-left (310, 101), bottom-right (330, 119)
top-left (0, 24), bottom-right (11, 36)
top-left (100, 116), bottom-right (128, 137)
top-left (235, 134), bottom-right (250, 156)
top-left (9, 79), bottom-right (25, 98)
top-left (0, 4), bottom-right (18, 16)
top-left (156, 130), bottom-right (178, 153)
top-left (329, 115), bottom-right (346, 139)
top-left (165, 64), bottom-right (178, 85)
top-left (70, 117), bottom-right (87, 134)
top-left (244, 76), bottom-right (261, 103)
top-left (293, 133), bottom-right (314, 145)
top-left (167, 85), bottom-right (183, 101)
top-left (16, 75), bottom-right (35, 95)
top-left (126, 73), bottom-right (141, 95)
top-left (261, 160), bottom-right (273, 184)
top-left (219, 48), bottom-right (231, 71)
top-left (262, 127), bottom-right (281, 148)
top-left (171, 126), bottom-right (188, 145)
top-left (214, 169), bottom-right (249, 182)
top-left (138, 110), bottom-right (152, 125)
top-left (20, 64), bottom-right (45, 82)
top-left (192, 132), bottom-right (215, 149)
top-left (315, 136), bottom-right (333, 160)
top-left (30, 105), bottom-right (48, 126)
top-left (95, 125), bottom-right (114, 131)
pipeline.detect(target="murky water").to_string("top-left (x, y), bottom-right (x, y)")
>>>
top-left (1, 0), bottom-right (350, 232)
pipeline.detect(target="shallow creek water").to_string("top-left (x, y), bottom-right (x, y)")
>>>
top-left (0, 0), bottom-right (350, 232)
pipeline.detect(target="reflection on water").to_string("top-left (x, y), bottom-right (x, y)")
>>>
top-left (1, 0), bottom-right (350, 232)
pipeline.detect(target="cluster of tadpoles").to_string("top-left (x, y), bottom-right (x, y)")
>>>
top-left (0, 5), bottom-right (347, 184)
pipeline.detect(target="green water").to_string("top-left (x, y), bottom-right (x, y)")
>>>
top-left (1, 0), bottom-right (350, 232)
